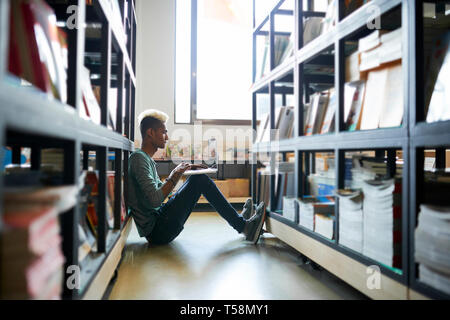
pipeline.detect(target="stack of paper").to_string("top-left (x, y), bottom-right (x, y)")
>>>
top-left (415, 204), bottom-right (450, 295)
top-left (362, 179), bottom-right (402, 268)
top-left (337, 189), bottom-right (364, 253)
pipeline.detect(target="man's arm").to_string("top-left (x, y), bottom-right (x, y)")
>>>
top-left (160, 162), bottom-right (193, 199)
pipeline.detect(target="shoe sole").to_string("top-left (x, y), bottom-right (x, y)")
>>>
top-left (251, 206), bottom-right (266, 244)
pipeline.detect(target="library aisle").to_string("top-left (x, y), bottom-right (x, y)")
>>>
top-left (106, 213), bottom-right (367, 300)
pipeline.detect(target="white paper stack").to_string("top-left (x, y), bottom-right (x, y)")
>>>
top-left (282, 197), bottom-right (298, 223)
top-left (297, 196), bottom-right (335, 233)
top-left (337, 189), bottom-right (364, 253)
top-left (362, 179), bottom-right (402, 268)
top-left (415, 204), bottom-right (450, 295)
top-left (315, 213), bottom-right (335, 240)
top-left (297, 198), bottom-right (315, 231)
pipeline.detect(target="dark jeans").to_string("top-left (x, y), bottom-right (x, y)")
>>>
top-left (146, 174), bottom-right (246, 245)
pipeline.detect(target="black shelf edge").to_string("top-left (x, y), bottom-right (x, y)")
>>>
top-left (251, 128), bottom-right (408, 153)
top-left (0, 84), bottom-right (134, 151)
top-left (410, 279), bottom-right (450, 300)
top-left (268, 211), bottom-right (406, 284)
top-left (412, 122), bottom-right (450, 147)
top-left (78, 229), bottom-right (122, 298)
top-left (253, 0), bottom-right (402, 90)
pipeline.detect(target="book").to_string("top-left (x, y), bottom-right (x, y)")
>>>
top-left (359, 28), bottom-right (402, 72)
top-left (346, 51), bottom-right (365, 83)
top-left (81, 66), bottom-right (101, 124)
top-left (297, 196), bottom-right (335, 232)
top-left (426, 31), bottom-right (450, 123)
top-left (315, 213), bottom-right (335, 240)
top-left (345, 81), bottom-right (366, 131)
top-left (30, 0), bottom-right (67, 103)
top-left (1, 194), bottom-right (65, 299)
top-left (9, 0), bottom-right (53, 98)
top-left (303, 17), bottom-right (323, 45)
top-left (358, 29), bottom-right (388, 53)
top-left (321, 0), bottom-right (337, 34)
top-left (378, 62), bottom-right (404, 128)
top-left (274, 35), bottom-right (292, 67)
top-left (277, 106), bottom-right (295, 140)
top-left (359, 67), bottom-right (388, 130)
top-left (304, 91), bottom-right (329, 135)
top-left (320, 89), bottom-right (336, 134)
top-left (282, 197), bottom-right (298, 223)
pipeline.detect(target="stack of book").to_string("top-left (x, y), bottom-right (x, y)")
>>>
top-left (337, 189), bottom-right (364, 253)
top-left (357, 28), bottom-right (404, 130)
top-left (415, 204), bottom-right (450, 295)
top-left (1, 185), bottom-right (77, 299)
top-left (362, 179), bottom-right (402, 269)
top-left (297, 196), bottom-right (335, 235)
top-left (304, 91), bottom-right (331, 136)
top-left (255, 106), bottom-right (295, 143)
top-left (8, 0), bottom-right (67, 102)
top-left (315, 212), bottom-right (335, 240)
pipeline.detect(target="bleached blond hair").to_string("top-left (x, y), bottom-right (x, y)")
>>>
top-left (138, 109), bottom-right (169, 140)
top-left (137, 109), bottom-right (169, 126)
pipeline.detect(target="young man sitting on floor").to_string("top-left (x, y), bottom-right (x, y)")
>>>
top-left (127, 109), bottom-right (266, 245)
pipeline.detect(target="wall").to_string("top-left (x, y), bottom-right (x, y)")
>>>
top-left (135, 0), bottom-right (252, 157)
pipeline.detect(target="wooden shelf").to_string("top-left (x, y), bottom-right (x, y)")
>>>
top-left (82, 218), bottom-right (133, 300)
top-left (264, 216), bottom-right (408, 300)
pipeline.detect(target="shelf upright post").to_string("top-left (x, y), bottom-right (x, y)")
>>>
top-left (61, 140), bottom-right (81, 300)
top-left (251, 92), bottom-right (257, 204)
top-left (67, 0), bottom-right (86, 113)
top-left (408, 0), bottom-right (423, 290)
top-left (297, 0), bottom-right (303, 50)
top-left (117, 53), bottom-right (125, 135)
top-left (335, 38), bottom-right (344, 133)
top-left (83, 149), bottom-right (89, 170)
top-left (114, 148), bottom-right (123, 230)
top-left (335, 149), bottom-right (345, 245)
top-left (401, 142), bottom-right (410, 284)
top-left (98, 15), bottom-right (112, 253)
top-left (100, 20), bottom-right (111, 127)
top-left (30, 145), bottom-right (41, 171)
top-left (410, 0), bottom-right (424, 129)
top-left (97, 146), bottom-right (108, 253)
top-left (410, 144), bottom-right (424, 290)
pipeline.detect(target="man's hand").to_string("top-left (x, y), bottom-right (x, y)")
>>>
top-left (168, 162), bottom-right (191, 182)
top-left (188, 163), bottom-right (209, 170)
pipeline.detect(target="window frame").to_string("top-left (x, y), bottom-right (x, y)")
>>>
top-left (174, 0), bottom-right (252, 126)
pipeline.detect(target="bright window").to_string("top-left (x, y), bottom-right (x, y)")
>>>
top-left (175, 0), bottom-right (253, 123)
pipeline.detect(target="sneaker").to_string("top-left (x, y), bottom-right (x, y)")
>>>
top-left (244, 202), bottom-right (266, 244)
top-left (241, 198), bottom-right (254, 220)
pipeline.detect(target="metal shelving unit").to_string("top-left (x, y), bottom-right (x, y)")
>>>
top-left (251, 0), bottom-right (450, 300)
top-left (0, 0), bottom-right (137, 300)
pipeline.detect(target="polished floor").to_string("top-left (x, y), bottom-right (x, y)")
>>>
top-left (107, 212), bottom-right (368, 300)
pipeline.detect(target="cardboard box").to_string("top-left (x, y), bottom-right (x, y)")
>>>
top-left (212, 179), bottom-right (230, 198)
top-left (227, 178), bottom-right (250, 197)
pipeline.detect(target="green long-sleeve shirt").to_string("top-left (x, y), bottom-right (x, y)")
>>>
top-left (128, 149), bottom-right (164, 237)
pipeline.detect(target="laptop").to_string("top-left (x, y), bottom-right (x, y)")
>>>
top-left (183, 138), bottom-right (219, 176)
